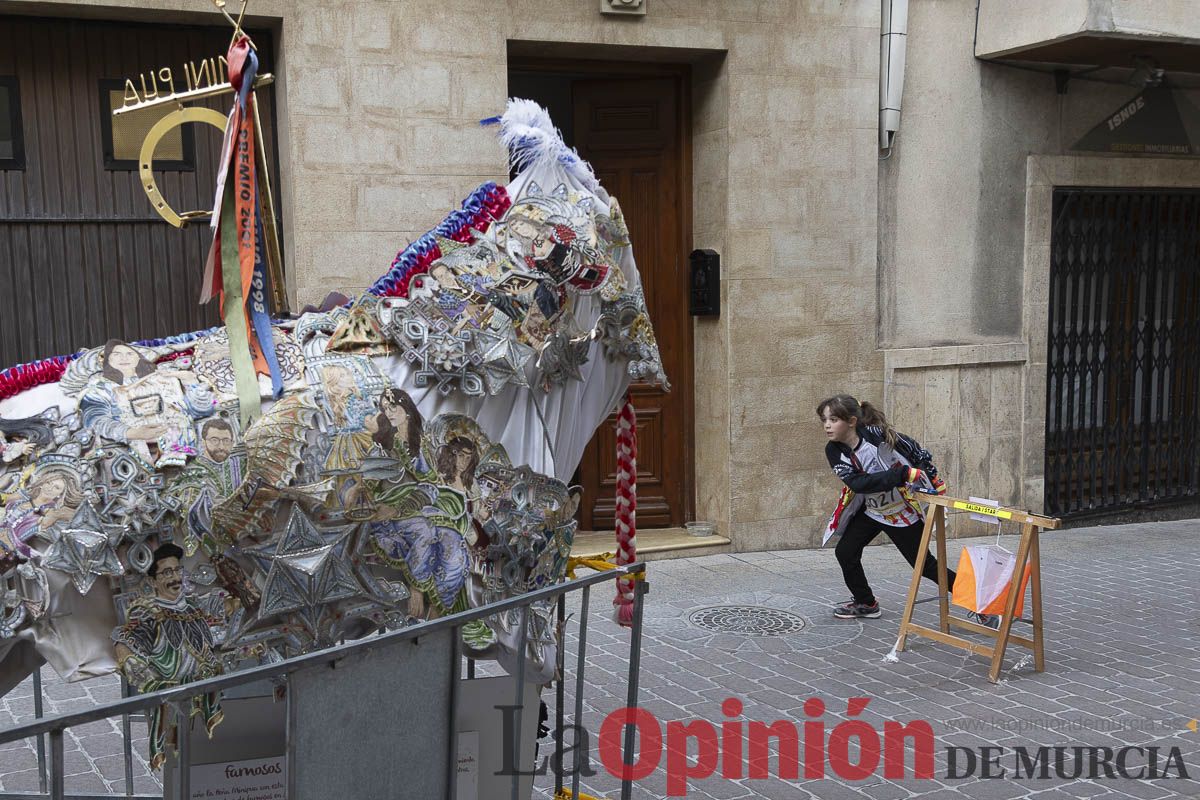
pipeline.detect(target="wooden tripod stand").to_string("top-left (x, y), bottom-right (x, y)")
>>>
top-left (894, 493), bottom-right (1060, 683)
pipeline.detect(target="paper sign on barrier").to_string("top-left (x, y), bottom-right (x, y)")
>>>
top-left (189, 756), bottom-right (286, 800)
top-left (966, 495), bottom-right (1003, 526)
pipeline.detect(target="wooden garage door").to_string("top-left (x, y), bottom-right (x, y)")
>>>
top-left (0, 15), bottom-right (280, 367)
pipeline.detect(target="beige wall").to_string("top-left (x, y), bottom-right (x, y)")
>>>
top-left (883, 345), bottom-right (1027, 537)
top-left (976, 0), bottom-right (1200, 59)
top-left (881, 0), bottom-right (1200, 351)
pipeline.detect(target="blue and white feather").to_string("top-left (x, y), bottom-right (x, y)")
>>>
top-left (482, 98), bottom-right (601, 195)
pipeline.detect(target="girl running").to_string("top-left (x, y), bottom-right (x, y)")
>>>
top-left (818, 394), bottom-right (953, 619)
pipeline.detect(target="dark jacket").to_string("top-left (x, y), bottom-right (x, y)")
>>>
top-left (824, 425), bottom-right (939, 493)
top-left (822, 425), bottom-right (940, 544)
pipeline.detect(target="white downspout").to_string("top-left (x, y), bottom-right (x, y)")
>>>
top-left (880, 0), bottom-right (909, 155)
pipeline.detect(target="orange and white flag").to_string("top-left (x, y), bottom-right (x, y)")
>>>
top-left (951, 544), bottom-right (1031, 616)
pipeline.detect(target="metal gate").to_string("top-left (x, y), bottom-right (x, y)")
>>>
top-left (1046, 188), bottom-right (1200, 517)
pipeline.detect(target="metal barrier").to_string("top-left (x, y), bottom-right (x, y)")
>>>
top-left (0, 563), bottom-right (648, 800)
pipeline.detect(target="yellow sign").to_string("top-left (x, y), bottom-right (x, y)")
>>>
top-left (951, 501), bottom-right (1014, 520)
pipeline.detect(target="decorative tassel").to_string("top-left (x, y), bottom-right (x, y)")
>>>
top-left (613, 394), bottom-right (638, 627)
top-left (209, 35), bottom-right (271, 425)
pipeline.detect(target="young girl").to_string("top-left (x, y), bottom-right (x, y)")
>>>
top-left (819, 394), bottom-right (953, 619)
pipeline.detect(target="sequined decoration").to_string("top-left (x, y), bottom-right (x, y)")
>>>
top-left (473, 327), bottom-right (533, 394)
top-left (41, 503), bottom-right (124, 594)
top-left (241, 505), bottom-right (367, 639)
top-left (385, 312), bottom-right (486, 397)
top-left (94, 450), bottom-right (179, 561)
top-left (191, 328), bottom-right (305, 400)
top-left (597, 287), bottom-right (669, 389)
top-left (535, 328), bottom-right (591, 390)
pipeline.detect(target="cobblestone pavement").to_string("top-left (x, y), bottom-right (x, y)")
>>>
top-left (0, 668), bottom-right (157, 795)
top-left (0, 518), bottom-right (1197, 799)
top-left (528, 519), bottom-right (1200, 799)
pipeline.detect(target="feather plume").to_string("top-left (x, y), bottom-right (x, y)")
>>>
top-left (483, 98), bottom-right (601, 194)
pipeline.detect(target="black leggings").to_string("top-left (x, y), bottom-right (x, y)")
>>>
top-left (835, 511), bottom-right (956, 605)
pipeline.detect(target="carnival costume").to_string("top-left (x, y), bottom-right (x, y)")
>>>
top-left (0, 98), bottom-right (666, 760)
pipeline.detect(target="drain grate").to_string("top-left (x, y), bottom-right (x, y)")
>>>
top-left (688, 606), bottom-right (808, 637)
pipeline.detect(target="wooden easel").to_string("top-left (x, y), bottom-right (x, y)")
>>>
top-left (895, 493), bottom-right (1060, 683)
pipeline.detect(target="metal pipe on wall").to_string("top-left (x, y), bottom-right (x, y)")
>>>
top-left (880, 0), bottom-right (909, 155)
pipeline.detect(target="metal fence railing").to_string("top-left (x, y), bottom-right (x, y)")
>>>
top-left (0, 562), bottom-right (648, 800)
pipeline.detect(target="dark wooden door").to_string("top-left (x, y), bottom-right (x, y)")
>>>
top-left (573, 77), bottom-right (692, 530)
top-left (0, 16), bottom-right (279, 367)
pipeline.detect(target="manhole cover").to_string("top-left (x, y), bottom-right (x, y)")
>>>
top-left (688, 606), bottom-right (808, 637)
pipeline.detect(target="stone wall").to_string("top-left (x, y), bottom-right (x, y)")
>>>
top-left (976, 0), bottom-right (1200, 59)
top-left (884, 345), bottom-right (1026, 537)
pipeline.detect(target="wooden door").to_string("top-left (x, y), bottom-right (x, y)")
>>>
top-left (573, 77), bottom-right (692, 530)
top-left (0, 16), bottom-right (279, 367)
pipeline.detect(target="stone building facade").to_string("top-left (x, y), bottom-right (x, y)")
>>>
top-left (3, 0), bottom-right (1198, 548)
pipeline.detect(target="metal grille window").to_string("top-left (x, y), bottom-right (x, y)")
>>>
top-left (1046, 188), bottom-right (1200, 517)
top-left (0, 76), bottom-right (25, 169)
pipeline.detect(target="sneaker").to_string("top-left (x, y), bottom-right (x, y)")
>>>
top-left (967, 611), bottom-right (1001, 629)
top-left (833, 600), bottom-right (882, 619)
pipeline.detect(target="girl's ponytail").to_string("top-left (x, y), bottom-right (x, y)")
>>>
top-left (858, 401), bottom-right (897, 447)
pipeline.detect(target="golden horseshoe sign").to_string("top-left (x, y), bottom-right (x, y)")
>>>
top-left (138, 106), bottom-right (228, 228)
